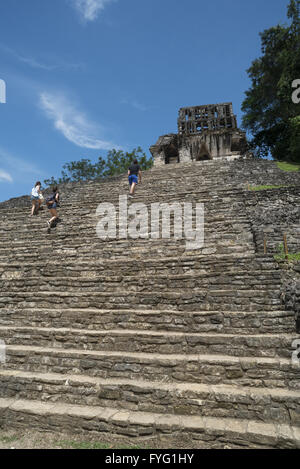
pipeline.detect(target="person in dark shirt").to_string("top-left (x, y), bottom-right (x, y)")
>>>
top-left (128, 159), bottom-right (142, 198)
top-left (46, 186), bottom-right (60, 233)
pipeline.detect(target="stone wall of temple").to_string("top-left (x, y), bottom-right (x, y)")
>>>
top-left (150, 103), bottom-right (248, 166)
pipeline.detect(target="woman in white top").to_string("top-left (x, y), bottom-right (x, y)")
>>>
top-left (30, 181), bottom-right (43, 216)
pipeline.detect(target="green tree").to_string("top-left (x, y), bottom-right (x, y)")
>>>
top-left (289, 115), bottom-right (300, 158)
top-left (242, 0), bottom-right (300, 162)
top-left (44, 147), bottom-right (153, 187)
top-left (102, 147), bottom-right (153, 178)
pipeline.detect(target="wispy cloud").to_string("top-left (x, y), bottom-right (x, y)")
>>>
top-left (0, 170), bottom-right (13, 183)
top-left (39, 92), bottom-right (120, 150)
top-left (12, 53), bottom-right (56, 71)
top-left (70, 0), bottom-right (116, 22)
top-left (0, 44), bottom-right (84, 71)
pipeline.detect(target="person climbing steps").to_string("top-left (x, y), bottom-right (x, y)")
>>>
top-left (30, 181), bottom-right (43, 216)
top-left (128, 159), bottom-right (142, 199)
top-left (46, 186), bottom-right (60, 233)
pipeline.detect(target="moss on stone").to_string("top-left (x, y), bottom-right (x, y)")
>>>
top-left (276, 162), bottom-right (300, 172)
top-left (249, 185), bottom-right (292, 191)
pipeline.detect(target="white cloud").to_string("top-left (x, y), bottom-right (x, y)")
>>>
top-left (0, 170), bottom-right (13, 183)
top-left (39, 92), bottom-right (120, 150)
top-left (70, 0), bottom-right (116, 22)
top-left (15, 55), bottom-right (56, 71)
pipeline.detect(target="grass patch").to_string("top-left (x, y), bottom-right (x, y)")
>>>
top-left (274, 252), bottom-right (300, 262)
top-left (276, 161), bottom-right (300, 172)
top-left (249, 184), bottom-right (291, 191)
top-left (56, 439), bottom-right (145, 450)
top-left (0, 434), bottom-right (21, 444)
top-left (274, 243), bottom-right (300, 263)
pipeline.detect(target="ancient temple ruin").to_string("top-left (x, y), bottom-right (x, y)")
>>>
top-left (150, 103), bottom-right (248, 166)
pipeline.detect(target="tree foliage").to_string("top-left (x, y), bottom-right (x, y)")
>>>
top-left (44, 147), bottom-right (153, 187)
top-left (242, 0), bottom-right (300, 161)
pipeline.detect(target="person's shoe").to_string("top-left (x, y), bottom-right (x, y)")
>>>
top-left (47, 221), bottom-right (51, 233)
top-left (129, 194), bottom-right (134, 199)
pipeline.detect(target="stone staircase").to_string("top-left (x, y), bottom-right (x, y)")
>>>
top-left (0, 157), bottom-right (299, 448)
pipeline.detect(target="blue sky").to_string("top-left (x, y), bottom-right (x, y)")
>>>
top-left (0, 0), bottom-right (291, 202)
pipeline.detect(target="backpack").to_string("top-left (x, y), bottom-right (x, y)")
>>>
top-left (46, 194), bottom-right (55, 206)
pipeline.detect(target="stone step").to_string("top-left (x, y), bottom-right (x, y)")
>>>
top-left (0, 252), bottom-right (278, 266)
top-left (0, 188), bottom-right (243, 209)
top-left (0, 219), bottom-right (245, 235)
top-left (0, 197), bottom-right (249, 212)
top-left (0, 257), bottom-right (280, 280)
top-left (147, 158), bottom-right (289, 173)
top-left (0, 269), bottom-right (282, 282)
top-left (0, 249), bottom-right (259, 265)
top-left (0, 253), bottom-right (279, 269)
top-left (1, 192), bottom-right (247, 213)
top-left (0, 188), bottom-right (249, 210)
top-left (2, 198), bottom-right (249, 211)
top-left (1, 202), bottom-right (249, 219)
top-left (0, 231), bottom-right (253, 243)
top-left (11, 187), bottom-right (227, 202)
top-left (0, 185), bottom-right (248, 210)
top-left (0, 326), bottom-right (296, 358)
top-left (0, 308), bottom-right (294, 335)
top-left (0, 239), bottom-right (255, 254)
top-left (0, 397), bottom-right (298, 448)
top-left (0, 245), bottom-right (255, 263)
top-left (0, 245), bottom-right (255, 261)
top-left (0, 283), bottom-right (281, 296)
top-left (0, 222), bottom-right (253, 239)
top-left (46, 184), bottom-right (296, 210)
top-left (0, 194), bottom-right (249, 218)
top-left (3, 345), bottom-right (300, 389)
top-left (0, 221), bottom-right (252, 235)
top-left (0, 290), bottom-right (282, 312)
top-left (0, 275), bottom-right (282, 293)
top-left (0, 221), bottom-right (252, 240)
top-left (0, 187), bottom-right (247, 205)
top-left (0, 196), bottom-right (249, 213)
top-left (5, 207), bottom-right (247, 222)
top-left (0, 370), bottom-right (299, 426)
top-left (0, 236), bottom-right (254, 247)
